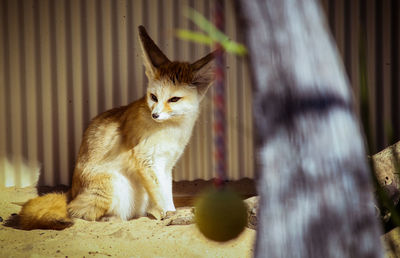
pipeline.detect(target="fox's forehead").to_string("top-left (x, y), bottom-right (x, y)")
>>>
top-left (147, 82), bottom-right (193, 97)
top-left (154, 62), bottom-right (195, 84)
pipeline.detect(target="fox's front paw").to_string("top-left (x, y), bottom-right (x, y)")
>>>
top-left (165, 211), bottom-right (177, 218)
top-left (99, 215), bottom-right (122, 222)
top-left (147, 206), bottom-right (166, 220)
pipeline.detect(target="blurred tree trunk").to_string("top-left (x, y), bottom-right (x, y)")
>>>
top-left (236, 0), bottom-right (383, 257)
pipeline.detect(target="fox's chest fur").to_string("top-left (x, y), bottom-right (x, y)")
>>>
top-left (133, 122), bottom-right (194, 171)
top-left (131, 104), bottom-right (197, 168)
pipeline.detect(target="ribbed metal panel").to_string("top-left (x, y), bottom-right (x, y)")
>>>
top-left (0, 0), bottom-right (254, 187)
top-left (321, 0), bottom-right (400, 153)
top-left (1, 0), bottom-right (399, 187)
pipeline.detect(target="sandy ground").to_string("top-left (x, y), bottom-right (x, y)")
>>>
top-left (2, 180), bottom-right (400, 257)
top-left (0, 181), bottom-right (256, 258)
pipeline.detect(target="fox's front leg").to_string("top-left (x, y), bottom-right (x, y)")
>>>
top-left (132, 154), bottom-right (166, 220)
top-left (136, 166), bottom-right (166, 219)
top-left (151, 157), bottom-right (176, 212)
top-left (158, 169), bottom-right (175, 212)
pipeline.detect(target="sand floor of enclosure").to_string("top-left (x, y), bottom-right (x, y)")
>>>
top-left (0, 181), bottom-right (256, 258)
top-left (2, 180), bottom-right (400, 257)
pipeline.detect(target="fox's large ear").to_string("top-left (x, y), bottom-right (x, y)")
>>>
top-left (138, 25), bottom-right (170, 78)
top-left (191, 50), bottom-right (217, 95)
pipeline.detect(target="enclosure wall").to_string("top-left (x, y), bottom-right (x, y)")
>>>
top-left (1, 0), bottom-right (399, 187)
top-left (0, 0), bottom-right (254, 186)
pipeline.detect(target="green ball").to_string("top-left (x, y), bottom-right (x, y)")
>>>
top-left (194, 187), bottom-right (248, 242)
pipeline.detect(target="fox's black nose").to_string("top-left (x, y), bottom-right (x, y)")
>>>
top-left (152, 113), bottom-right (159, 119)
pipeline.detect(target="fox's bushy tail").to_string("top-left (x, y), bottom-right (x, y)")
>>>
top-left (18, 193), bottom-right (73, 230)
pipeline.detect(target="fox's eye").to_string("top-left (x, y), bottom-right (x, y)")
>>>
top-left (150, 94), bottom-right (158, 102)
top-left (168, 97), bottom-right (181, 103)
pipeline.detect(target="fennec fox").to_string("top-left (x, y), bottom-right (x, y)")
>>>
top-left (17, 26), bottom-right (215, 230)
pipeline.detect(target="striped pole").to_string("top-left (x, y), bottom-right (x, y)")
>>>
top-left (213, 0), bottom-right (226, 187)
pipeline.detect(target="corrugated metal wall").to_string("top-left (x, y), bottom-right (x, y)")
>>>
top-left (0, 0), bottom-right (254, 187)
top-left (1, 0), bottom-right (399, 187)
top-left (320, 0), bottom-right (400, 154)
